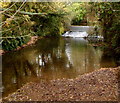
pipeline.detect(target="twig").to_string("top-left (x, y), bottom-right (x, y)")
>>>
top-left (0, 34), bottom-right (31, 39)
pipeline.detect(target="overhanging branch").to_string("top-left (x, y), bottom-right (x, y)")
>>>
top-left (0, 8), bottom-right (47, 15)
top-left (0, 8), bottom-right (67, 16)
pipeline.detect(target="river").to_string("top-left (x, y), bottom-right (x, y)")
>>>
top-left (2, 37), bottom-right (117, 97)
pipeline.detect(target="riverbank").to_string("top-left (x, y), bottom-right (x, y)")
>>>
top-left (2, 67), bottom-right (119, 102)
top-left (0, 36), bottom-right (39, 55)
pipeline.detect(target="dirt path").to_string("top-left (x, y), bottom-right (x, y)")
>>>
top-left (2, 67), bottom-right (119, 102)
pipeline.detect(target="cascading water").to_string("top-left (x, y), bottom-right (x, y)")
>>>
top-left (62, 31), bottom-right (88, 38)
top-left (62, 26), bottom-right (93, 38)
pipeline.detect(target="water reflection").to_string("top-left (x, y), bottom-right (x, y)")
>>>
top-left (2, 37), bottom-right (117, 97)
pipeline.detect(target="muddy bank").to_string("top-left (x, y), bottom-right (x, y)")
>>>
top-left (0, 36), bottom-right (39, 55)
top-left (2, 67), bottom-right (119, 102)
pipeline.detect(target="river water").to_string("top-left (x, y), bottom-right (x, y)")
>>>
top-left (2, 37), bottom-right (117, 97)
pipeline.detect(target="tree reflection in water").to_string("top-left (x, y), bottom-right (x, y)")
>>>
top-left (2, 37), bottom-right (117, 97)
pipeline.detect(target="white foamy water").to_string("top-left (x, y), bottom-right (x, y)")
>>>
top-left (62, 31), bottom-right (88, 38)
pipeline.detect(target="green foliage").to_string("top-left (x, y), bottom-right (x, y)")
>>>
top-left (31, 15), bottom-right (65, 37)
top-left (1, 2), bottom-right (70, 51)
top-left (2, 37), bottom-right (30, 51)
top-left (110, 20), bottom-right (120, 57)
top-left (3, 2), bottom-right (119, 55)
top-left (90, 2), bottom-right (120, 57)
top-left (70, 3), bottom-right (87, 25)
top-left (1, 11), bottom-right (33, 51)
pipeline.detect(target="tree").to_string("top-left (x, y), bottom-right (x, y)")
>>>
top-left (89, 2), bottom-right (120, 58)
top-left (1, 2), bottom-right (72, 51)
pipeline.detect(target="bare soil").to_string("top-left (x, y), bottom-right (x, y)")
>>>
top-left (2, 67), bottom-right (120, 102)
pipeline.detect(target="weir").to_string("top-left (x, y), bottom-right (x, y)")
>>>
top-left (62, 26), bottom-right (94, 38)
